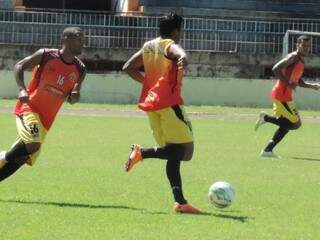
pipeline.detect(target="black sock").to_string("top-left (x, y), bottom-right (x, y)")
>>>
top-left (264, 127), bottom-right (289, 152)
top-left (0, 161), bottom-right (23, 182)
top-left (141, 144), bottom-right (185, 160)
top-left (166, 160), bottom-right (187, 204)
top-left (265, 115), bottom-right (292, 129)
top-left (141, 147), bottom-right (169, 159)
top-left (5, 141), bottom-right (29, 163)
top-left (142, 144), bottom-right (188, 204)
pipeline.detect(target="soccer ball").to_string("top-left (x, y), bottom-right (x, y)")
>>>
top-left (208, 181), bottom-right (235, 208)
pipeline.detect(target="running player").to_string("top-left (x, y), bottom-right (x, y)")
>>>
top-left (122, 13), bottom-right (201, 214)
top-left (0, 27), bottom-right (86, 181)
top-left (255, 35), bottom-right (320, 158)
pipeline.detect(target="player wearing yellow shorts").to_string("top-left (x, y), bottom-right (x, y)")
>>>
top-left (255, 35), bottom-right (319, 158)
top-left (0, 27), bottom-right (86, 181)
top-left (122, 13), bottom-right (200, 214)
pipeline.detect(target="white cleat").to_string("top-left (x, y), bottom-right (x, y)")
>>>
top-left (0, 151), bottom-right (7, 168)
top-left (254, 112), bottom-right (267, 131)
top-left (260, 150), bottom-right (279, 158)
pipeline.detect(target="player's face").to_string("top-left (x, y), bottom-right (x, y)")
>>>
top-left (297, 40), bottom-right (311, 56)
top-left (66, 32), bottom-right (85, 55)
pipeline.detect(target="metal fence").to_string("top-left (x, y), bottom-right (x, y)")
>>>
top-left (1, 10), bottom-right (320, 54)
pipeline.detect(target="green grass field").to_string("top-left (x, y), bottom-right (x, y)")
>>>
top-left (1, 102), bottom-right (320, 239)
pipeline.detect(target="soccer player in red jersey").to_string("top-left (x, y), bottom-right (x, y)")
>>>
top-left (123, 13), bottom-right (201, 214)
top-left (255, 35), bottom-right (320, 158)
top-left (0, 27), bottom-right (86, 180)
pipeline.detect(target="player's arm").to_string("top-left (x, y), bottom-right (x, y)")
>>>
top-left (14, 49), bottom-right (44, 103)
top-left (298, 78), bottom-right (320, 90)
top-left (272, 53), bottom-right (299, 89)
top-left (122, 49), bottom-right (144, 83)
top-left (67, 68), bottom-right (87, 104)
top-left (166, 44), bottom-right (188, 68)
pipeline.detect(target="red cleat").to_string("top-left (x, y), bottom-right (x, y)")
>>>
top-left (174, 202), bottom-right (202, 214)
top-left (125, 144), bottom-right (142, 172)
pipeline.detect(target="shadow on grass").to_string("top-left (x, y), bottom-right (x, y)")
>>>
top-left (197, 211), bottom-right (251, 222)
top-left (0, 198), bottom-right (145, 211)
top-left (291, 156), bottom-right (320, 162)
top-left (0, 199), bottom-right (250, 220)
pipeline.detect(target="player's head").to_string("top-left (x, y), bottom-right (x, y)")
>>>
top-left (62, 27), bottom-right (85, 55)
top-left (296, 35), bottom-right (310, 56)
top-left (159, 13), bottom-right (183, 43)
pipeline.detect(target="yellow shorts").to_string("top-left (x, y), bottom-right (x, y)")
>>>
top-left (273, 100), bottom-right (300, 123)
top-left (14, 112), bottom-right (47, 166)
top-left (146, 105), bottom-right (193, 147)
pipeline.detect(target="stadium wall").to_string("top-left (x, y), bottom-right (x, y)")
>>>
top-left (1, 45), bottom-right (320, 79)
top-left (2, 70), bottom-right (320, 110)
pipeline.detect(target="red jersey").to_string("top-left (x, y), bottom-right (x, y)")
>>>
top-left (15, 49), bottom-right (86, 130)
top-left (271, 56), bottom-right (304, 102)
top-left (138, 37), bottom-right (183, 111)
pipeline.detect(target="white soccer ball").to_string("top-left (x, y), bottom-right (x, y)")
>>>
top-left (208, 181), bottom-right (235, 208)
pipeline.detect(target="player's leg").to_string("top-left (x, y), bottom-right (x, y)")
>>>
top-left (261, 101), bottom-right (300, 157)
top-left (126, 142), bottom-right (193, 204)
top-left (162, 106), bottom-right (200, 213)
top-left (261, 127), bottom-right (289, 157)
top-left (0, 161), bottom-right (24, 181)
top-left (0, 113), bottom-right (46, 181)
top-left (132, 142), bottom-right (193, 205)
top-left (125, 106), bottom-right (200, 213)
top-left (0, 141), bottom-right (41, 182)
top-left (140, 143), bottom-right (193, 160)
top-left (165, 143), bottom-right (195, 207)
top-left (125, 111), bottom-right (163, 172)
top-left (263, 100), bottom-right (300, 127)
top-left (126, 106), bottom-right (194, 170)
top-left (152, 106), bottom-right (199, 212)
top-left (125, 110), bottom-right (184, 171)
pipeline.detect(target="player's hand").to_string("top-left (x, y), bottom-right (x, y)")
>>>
top-left (312, 83), bottom-right (320, 90)
top-left (67, 91), bottom-right (80, 104)
top-left (18, 89), bottom-right (29, 103)
top-left (177, 56), bottom-right (188, 69)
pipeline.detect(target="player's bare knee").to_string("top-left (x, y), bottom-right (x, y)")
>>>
top-left (25, 142), bottom-right (41, 154)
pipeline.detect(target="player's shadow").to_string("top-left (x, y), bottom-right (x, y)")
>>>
top-left (0, 198), bottom-right (168, 214)
top-left (0, 199), bottom-right (250, 219)
top-left (291, 156), bottom-right (320, 162)
top-left (198, 211), bottom-right (251, 223)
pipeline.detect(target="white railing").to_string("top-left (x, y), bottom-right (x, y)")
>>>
top-left (0, 10), bottom-right (320, 53)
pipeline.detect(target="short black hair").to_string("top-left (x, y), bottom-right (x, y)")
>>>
top-left (159, 13), bottom-right (183, 37)
top-left (62, 27), bottom-right (83, 39)
top-left (297, 35), bottom-right (310, 43)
